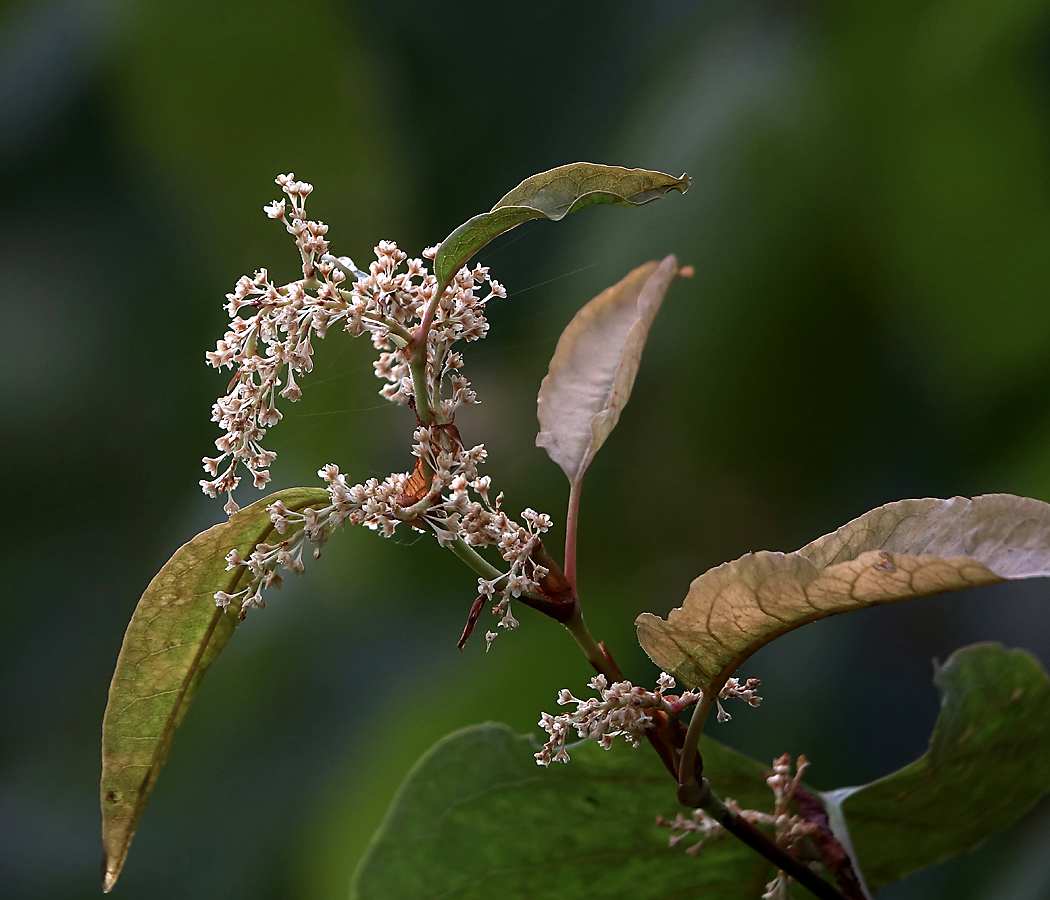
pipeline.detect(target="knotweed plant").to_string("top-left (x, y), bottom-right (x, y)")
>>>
top-left (102, 164), bottom-right (1050, 900)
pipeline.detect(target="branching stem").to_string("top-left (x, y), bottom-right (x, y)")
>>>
top-left (562, 608), bottom-right (619, 681)
top-left (678, 687), bottom-right (719, 789)
top-left (686, 780), bottom-right (850, 900)
top-left (447, 523), bottom-right (848, 898)
top-left (446, 539), bottom-right (619, 678)
top-left (448, 537), bottom-right (503, 582)
top-left (415, 281), bottom-right (445, 352)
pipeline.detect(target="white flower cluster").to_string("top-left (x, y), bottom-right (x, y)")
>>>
top-left (537, 673), bottom-right (763, 766)
top-left (469, 504), bottom-right (554, 646)
top-left (714, 676), bottom-right (763, 723)
top-left (760, 752), bottom-right (818, 850)
top-left (216, 456), bottom-right (553, 621)
top-left (206, 176), bottom-right (552, 628)
top-left (657, 753), bottom-right (818, 900)
top-left (750, 754), bottom-right (819, 900)
top-left (201, 173), bottom-right (505, 514)
top-left (654, 810), bottom-right (723, 857)
top-left (536, 673), bottom-right (698, 766)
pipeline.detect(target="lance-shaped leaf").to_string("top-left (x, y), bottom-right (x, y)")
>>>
top-left (433, 163), bottom-right (690, 299)
top-left (823, 643), bottom-right (1050, 893)
top-left (351, 722), bottom-right (782, 900)
top-left (636, 495), bottom-right (1050, 698)
top-left (100, 487), bottom-right (328, 891)
top-left (536, 255), bottom-right (682, 485)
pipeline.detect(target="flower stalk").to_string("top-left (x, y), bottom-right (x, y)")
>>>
top-left (689, 781), bottom-right (852, 900)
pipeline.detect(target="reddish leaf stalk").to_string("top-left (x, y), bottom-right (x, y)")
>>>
top-left (564, 478), bottom-right (583, 589)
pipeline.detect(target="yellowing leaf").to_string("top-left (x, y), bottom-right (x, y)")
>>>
top-left (433, 163), bottom-right (690, 299)
top-left (100, 487), bottom-right (328, 891)
top-left (536, 256), bottom-right (682, 485)
top-left (636, 495), bottom-right (1050, 699)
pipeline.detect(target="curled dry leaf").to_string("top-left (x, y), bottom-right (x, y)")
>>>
top-left (433, 163), bottom-right (690, 299)
top-left (100, 487), bottom-right (328, 892)
top-left (536, 255), bottom-right (682, 486)
top-left (636, 495), bottom-right (1050, 699)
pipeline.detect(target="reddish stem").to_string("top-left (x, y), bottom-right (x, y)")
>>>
top-left (564, 478), bottom-right (583, 589)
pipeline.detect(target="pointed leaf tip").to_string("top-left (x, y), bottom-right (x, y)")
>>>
top-left (434, 163), bottom-right (689, 297)
top-left (536, 255), bottom-right (681, 485)
top-left (99, 486), bottom-right (328, 890)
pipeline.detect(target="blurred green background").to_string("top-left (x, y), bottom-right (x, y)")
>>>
top-left (5, 0), bottom-right (1050, 897)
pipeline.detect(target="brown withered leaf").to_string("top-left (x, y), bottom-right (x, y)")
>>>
top-left (536, 256), bottom-right (681, 486)
top-left (397, 458), bottom-right (429, 508)
top-left (636, 495), bottom-right (1050, 696)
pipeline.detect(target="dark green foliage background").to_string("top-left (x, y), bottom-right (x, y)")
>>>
top-left (352, 724), bottom-right (779, 900)
top-left (4, 1), bottom-right (1050, 898)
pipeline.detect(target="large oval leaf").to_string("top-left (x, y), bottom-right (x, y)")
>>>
top-left (100, 487), bottom-right (328, 891)
top-left (636, 495), bottom-right (1050, 698)
top-left (433, 163), bottom-right (690, 298)
top-left (536, 255), bottom-right (682, 486)
top-left (824, 643), bottom-right (1050, 893)
top-left (350, 722), bottom-right (779, 900)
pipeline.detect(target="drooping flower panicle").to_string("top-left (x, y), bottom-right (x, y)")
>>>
top-left (536, 673), bottom-right (762, 766)
top-left (202, 174), bottom-right (504, 514)
top-left (206, 175), bottom-right (550, 632)
top-left (536, 673), bottom-right (698, 765)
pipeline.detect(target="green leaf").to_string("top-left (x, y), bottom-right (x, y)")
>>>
top-left (350, 722), bottom-right (784, 900)
top-left (636, 495), bottom-right (1050, 702)
top-left (100, 487), bottom-right (329, 891)
top-left (536, 256), bottom-right (684, 486)
top-left (433, 163), bottom-right (690, 298)
top-left (824, 643), bottom-right (1050, 893)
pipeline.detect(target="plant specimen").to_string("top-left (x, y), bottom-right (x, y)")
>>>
top-left (101, 164), bottom-right (1050, 899)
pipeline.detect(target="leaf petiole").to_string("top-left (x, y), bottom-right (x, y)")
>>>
top-left (564, 478), bottom-right (583, 589)
top-left (677, 684), bottom-right (722, 789)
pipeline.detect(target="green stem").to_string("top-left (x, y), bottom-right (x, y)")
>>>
top-left (409, 349), bottom-right (433, 427)
top-left (678, 689), bottom-right (718, 789)
top-left (562, 608), bottom-right (619, 681)
top-left (395, 493), bottom-right (437, 521)
top-left (447, 539), bottom-right (616, 676)
top-left (448, 537), bottom-right (503, 581)
top-left (369, 316), bottom-right (415, 346)
top-left (415, 277), bottom-right (447, 352)
top-left (446, 538), bottom-right (564, 608)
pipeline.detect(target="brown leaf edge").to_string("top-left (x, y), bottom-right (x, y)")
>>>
top-left (637, 495), bottom-right (1050, 703)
